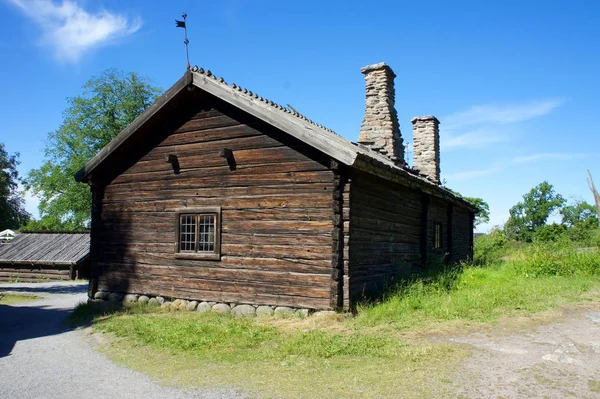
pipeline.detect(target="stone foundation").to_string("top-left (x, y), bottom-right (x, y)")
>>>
top-left (89, 291), bottom-right (335, 317)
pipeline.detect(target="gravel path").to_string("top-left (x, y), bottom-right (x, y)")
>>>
top-left (0, 282), bottom-right (247, 399)
top-left (449, 306), bottom-right (600, 399)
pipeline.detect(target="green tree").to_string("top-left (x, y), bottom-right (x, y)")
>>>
top-left (560, 200), bottom-right (598, 228)
top-left (463, 196), bottom-right (490, 226)
top-left (560, 200), bottom-right (599, 242)
top-left (0, 143), bottom-right (30, 229)
top-left (24, 69), bottom-right (161, 230)
top-left (505, 181), bottom-right (566, 242)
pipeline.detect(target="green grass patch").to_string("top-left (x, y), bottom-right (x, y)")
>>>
top-left (75, 302), bottom-right (464, 398)
top-left (0, 292), bottom-right (39, 305)
top-left (355, 262), bottom-right (599, 329)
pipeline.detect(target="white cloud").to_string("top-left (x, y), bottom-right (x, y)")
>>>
top-left (511, 152), bottom-right (587, 164)
top-left (439, 99), bottom-right (565, 151)
top-left (443, 99), bottom-right (565, 131)
top-left (442, 128), bottom-right (509, 150)
top-left (444, 152), bottom-right (591, 183)
top-left (8, 0), bottom-right (141, 62)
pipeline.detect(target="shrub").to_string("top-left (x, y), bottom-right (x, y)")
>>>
top-left (474, 228), bottom-right (507, 265)
top-left (533, 223), bottom-right (567, 243)
top-left (510, 242), bottom-right (600, 277)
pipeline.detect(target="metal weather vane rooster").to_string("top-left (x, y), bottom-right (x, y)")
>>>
top-left (175, 12), bottom-right (190, 70)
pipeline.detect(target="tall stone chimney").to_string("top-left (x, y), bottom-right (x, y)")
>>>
top-left (411, 116), bottom-right (440, 185)
top-left (358, 63), bottom-right (404, 164)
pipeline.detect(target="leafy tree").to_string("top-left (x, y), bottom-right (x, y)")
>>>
top-left (560, 200), bottom-right (599, 242)
top-left (560, 200), bottom-right (598, 228)
top-left (0, 143), bottom-right (30, 229)
top-left (463, 196), bottom-right (490, 226)
top-left (24, 69), bottom-right (161, 230)
top-left (505, 181), bottom-right (566, 242)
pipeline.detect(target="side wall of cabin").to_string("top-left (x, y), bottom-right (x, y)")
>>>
top-left (91, 95), bottom-right (336, 310)
top-left (347, 171), bottom-right (474, 305)
top-left (347, 171), bottom-right (423, 300)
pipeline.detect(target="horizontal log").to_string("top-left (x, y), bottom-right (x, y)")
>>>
top-left (350, 197), bottom-right (422, 224)
top-left (222, 220), bottom-right (331, 235)
top-left (166, 123), bottom-right (261, 145)
top-left (350, 216), bottom-right (422, 237)
top-left (96, 252), bottom-right (332, 274)
top-left (105, 172), bottom-right (333, 198)
top-left (97, 277), bottom-right (330, 309)
top-left (96, 272), bottom-right (329, 298)
top-left (98, 263), bottom-right (329, 288)
top-left (221, 243), bottom-right (330, 260)
top-left (115, 159), bottom-right (331, 182)
top-left (102, 194), bottom-right (333, 211)
top-left (105, 184), bottom-right (334, 203)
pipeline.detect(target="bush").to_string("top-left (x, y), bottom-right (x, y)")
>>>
top-left (533, 223), bottom-right (567, 243)
top-left (510, 242), bottom-right (600, 277)
top-left (474, 228), bottom-right (508, 265)
top-left (567, 222), bottom-right (600, 244)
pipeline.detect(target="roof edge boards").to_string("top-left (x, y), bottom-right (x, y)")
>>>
top-left (190, 71), bottom-right (358, 167)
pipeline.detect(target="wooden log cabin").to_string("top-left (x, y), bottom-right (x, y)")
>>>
top-left (75, 63), bottom-right (476, 311)
top-left (0, 232), bottom-right (90, 282)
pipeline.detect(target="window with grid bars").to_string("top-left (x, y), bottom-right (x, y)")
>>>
top-left (175, 208), bottom-right (221, 259)
top-left (434, 222), bottom-right (443, 249)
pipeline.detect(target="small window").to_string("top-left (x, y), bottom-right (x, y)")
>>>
top-left (434, 222), bottom-right (443, 249)
top-left (175, 208), bottom-right (221, 260)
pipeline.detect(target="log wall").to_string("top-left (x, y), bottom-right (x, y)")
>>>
top-left (346, 171), bottom-right (474, 305)
top-left (347, 171), bottom-right (423, 301)
top-left (0, 261), bottom-right (87, 282)
top-left (95, 97), bottom-right (335, 309)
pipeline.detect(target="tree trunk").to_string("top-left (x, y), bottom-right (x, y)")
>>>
top-left (588, 170), bottom-right (600, 220)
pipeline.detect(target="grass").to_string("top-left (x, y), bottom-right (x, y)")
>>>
top-left (0, 292), bottom-right (39, 305)
top-left (74, 304), bottom-right (464, 398)
top-left (354, 262), bottom-right (599, 330)
top-left (72, 240), bottom-right (600, 398)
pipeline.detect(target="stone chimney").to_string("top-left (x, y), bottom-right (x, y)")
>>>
top-left (358, 62), bottom-right (404, 164)
top-left (411, 116), bottom-right (440, 185)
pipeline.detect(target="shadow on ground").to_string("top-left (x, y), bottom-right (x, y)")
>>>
top-left (0, 304), bottom-right (82, 358)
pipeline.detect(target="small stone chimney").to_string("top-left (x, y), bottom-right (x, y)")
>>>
top-left (411, 116), bottom-right (440, 185)
top-left (358, 62), bottom-right (404, 164)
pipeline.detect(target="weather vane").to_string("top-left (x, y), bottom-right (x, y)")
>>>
top-left (175, 12), bottom-right (190, 70)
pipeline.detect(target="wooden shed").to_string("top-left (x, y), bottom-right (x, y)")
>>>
top-left (75, 63), bottom-right (476, 311)
top-left (0, 232), bottom-right (90, 282)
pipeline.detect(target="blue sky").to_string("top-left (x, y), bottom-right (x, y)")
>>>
top-left (1, 0), bottom-right (598, 231)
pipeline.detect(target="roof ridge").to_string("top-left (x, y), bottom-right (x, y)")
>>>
top-left (191, 65), bottom-right (341, 137)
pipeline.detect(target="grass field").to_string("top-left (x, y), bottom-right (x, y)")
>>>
top-left (72, 241), bottom-right (600, 398)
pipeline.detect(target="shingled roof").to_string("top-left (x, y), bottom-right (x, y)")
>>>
top-left (75, 67), bottom-right (476, 211)
top-left (0, 233), bottom-right (90, 266)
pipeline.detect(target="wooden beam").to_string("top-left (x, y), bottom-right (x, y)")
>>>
top-left (219, 148), bottom-right (236, 171)
top-left (164, 154), bottom-right (180, 174)
top-left (192, 71), bottom-right (358, 166)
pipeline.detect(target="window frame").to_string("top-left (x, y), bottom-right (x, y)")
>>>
top-left (433, 221), bottom-right (443, 250)
top-left (174, 207), bottom-right (221, 260)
